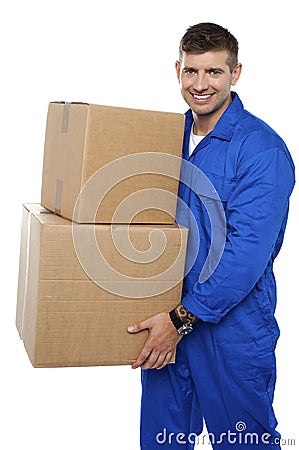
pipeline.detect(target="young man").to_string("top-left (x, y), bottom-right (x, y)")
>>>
top-left (128, 23), bottom-right (295, 449)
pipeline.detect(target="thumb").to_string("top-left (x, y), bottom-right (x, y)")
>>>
top-left (127, 319), bottom-right (149, 334)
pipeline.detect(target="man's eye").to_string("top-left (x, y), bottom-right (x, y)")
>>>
top-left (210, 69), bottom-right (222, 76)
top-left (184, 69), bottom-right (196, 75)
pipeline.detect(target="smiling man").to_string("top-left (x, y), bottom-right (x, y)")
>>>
top-left (128, 23), bottom-right (295, 449)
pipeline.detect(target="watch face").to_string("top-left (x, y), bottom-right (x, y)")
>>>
top-left (178, 325), bottom-right (193, 335)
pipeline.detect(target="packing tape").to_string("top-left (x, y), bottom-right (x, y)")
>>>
top-left (61, 102), bottom-right (71, 133)
top-left (55, 179), bottom-right (63, 215)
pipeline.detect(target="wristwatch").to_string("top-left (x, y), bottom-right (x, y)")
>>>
top-left (169, 308), bottom-right (193, 336)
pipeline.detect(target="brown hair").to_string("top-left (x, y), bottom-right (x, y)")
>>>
top-left (179, 22), bottom-right (239, 72)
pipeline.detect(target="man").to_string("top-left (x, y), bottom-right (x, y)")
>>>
top-left (128, 23), bottom-right (295, 449)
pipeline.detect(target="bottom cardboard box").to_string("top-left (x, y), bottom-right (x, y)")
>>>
top-left (16, 204), bottom-right (188, 367)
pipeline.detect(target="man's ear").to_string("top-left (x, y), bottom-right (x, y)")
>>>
top-left (231, 63), bottom-right (242, 86)
top-left (175, 60), bottom-right (181, 83)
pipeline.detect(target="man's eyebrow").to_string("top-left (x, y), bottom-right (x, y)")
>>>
top-left (206, 67), bottom-right (225, 72)
top-left (182, 66), bottom-right (197, 71)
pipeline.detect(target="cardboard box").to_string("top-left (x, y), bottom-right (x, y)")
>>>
top-left (41, 102), bottom-right (185, 224)
top-left (16, 204), bottom-right (188, 367)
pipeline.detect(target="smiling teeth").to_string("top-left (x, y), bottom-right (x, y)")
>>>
top-left (194, 94), bottom-right (211, 99)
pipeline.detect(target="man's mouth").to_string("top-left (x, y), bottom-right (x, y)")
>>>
top-left (192, 93), bottom-right (214, 101)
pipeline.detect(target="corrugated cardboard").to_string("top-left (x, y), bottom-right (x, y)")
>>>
top-left (41, 102), bottom-right (185, 224)
top-left (16, 204), bottom-right (188, 367)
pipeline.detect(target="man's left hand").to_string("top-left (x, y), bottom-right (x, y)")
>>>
top-left (127, 312), bottom-right (182, 370)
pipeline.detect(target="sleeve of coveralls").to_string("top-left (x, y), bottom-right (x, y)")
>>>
top-left (182, 144), bottom-right (295, 324)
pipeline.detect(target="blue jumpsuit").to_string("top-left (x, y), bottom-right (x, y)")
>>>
top-left (140, 93), bottom-right (295, 449)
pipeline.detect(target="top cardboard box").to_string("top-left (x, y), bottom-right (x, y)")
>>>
top-left (41, 102), bottom-right (185, 224)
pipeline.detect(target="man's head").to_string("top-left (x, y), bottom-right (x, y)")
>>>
top-left (176, 22), bottom-right (242, 134)
top-left (179, 22), bottom-right (239, 73)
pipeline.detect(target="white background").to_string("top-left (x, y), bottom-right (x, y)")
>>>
top-left (1, 0), bottom-right (298, 448)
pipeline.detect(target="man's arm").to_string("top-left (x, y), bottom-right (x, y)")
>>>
top-left (182, 146), bottom-right (295, 323)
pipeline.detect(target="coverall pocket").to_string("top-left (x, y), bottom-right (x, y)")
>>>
top-left (193, 174), bottom-right (237, 243)
top-left (194, 173), bottom-right (237, 209)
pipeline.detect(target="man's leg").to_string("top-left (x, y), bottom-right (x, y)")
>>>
top-left (186, 290), bottom-right (281, 449)
top-left (140, 338), bottom-right (203, 450)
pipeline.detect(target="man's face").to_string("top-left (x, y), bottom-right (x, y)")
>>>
top-left (176, 50), bottom-right (241, 120)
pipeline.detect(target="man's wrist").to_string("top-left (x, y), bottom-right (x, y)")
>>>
top-left (173, 303), bottom-right (199, 325)
top-left (169, 303), bottom-right (198, 336)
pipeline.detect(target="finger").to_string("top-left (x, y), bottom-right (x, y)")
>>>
top-left (141, 350), bottom-right (160, 370)
top-left (131, 347), bottom-right (153, 369)
top-left (156, 351), bottom-right (174, 370)
top-left (142, 349), bottom-right (172, 371)
top-left (127, 318), bottom-right (150, 334)
top-left (151, 352), bottom-right (168, 370)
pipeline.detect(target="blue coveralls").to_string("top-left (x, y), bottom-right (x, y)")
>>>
top-left (140, 93), bottom-right (295, 449)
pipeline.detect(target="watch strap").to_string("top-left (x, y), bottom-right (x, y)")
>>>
top-left (169, 308), bottom-right (185, 330)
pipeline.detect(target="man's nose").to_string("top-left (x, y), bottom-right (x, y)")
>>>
top-left (193, 72), bottom-right (209, 91)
